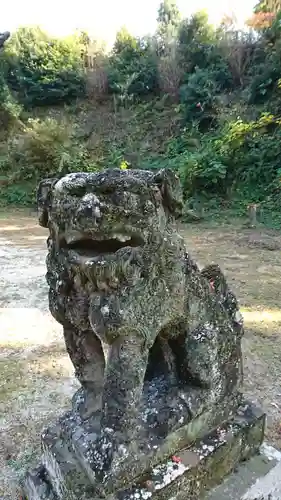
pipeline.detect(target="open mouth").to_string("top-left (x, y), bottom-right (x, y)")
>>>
top-left (62, 233), bottom-right (144, 258)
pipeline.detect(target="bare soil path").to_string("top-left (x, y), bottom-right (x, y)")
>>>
top-left (0, 212), bottom-right (281, 498)
top-left (0, 212), bottom-right (79, 499)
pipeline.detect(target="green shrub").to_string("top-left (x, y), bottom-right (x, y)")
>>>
top-left (248, 14), bottom-right (281, 104)
top-left (179, 68), bottom-right (220, 126)
top-left (2, 117), bottom-right (97, 181)
top-left (177, 11), bottom-right (217, 72)
top-left (0, 77), bottom-right (22, 134)
top-left (107, 29), bottom-right (158, 103)
top-left (249, 63), bottom-right (279, 103)
top-left (215, 114), bottom-right (281, 196)
top-left (178, 149), bottom-right (227, 196)
top-left (0, 182), bottom-right (35, 206)
top-left (2, 27), bottom-right (85, 107)
top-left (0, 53), bottom-right (23, 134)
top-left (177, 113), bottom-right (281, 205)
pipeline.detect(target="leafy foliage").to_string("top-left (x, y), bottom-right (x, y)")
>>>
top-left (0, 76), bottom-right (22, 134)
top-left (179, 62), bottom-right (232, 128)
top-left (177, 11), bottom-right (216, 72)
top-left (2, 27), bottom-right (85, 106)
top-left (178, 113), bottom-right (281, 212)
top-left (180, 68), bottom-right (219, 126)
top-left (1, 117), bottom-right (97, 187)
top-left (107, 28), bottom-right (158, 103)
top-left (254, 0), bottom-right (281, 14)
top-left (247, 11), bottom-right (275, 29)
top-left (1, 3), bottom-right (281, 225)
top-left (157, 0), bottom-right (181, 54)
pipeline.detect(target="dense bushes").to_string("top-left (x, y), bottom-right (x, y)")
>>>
top-left (0, 77), bottom-right (22, 134)
top-left (177, 113), bottom-right (281, 210)
top-left (107, 29), bottom-right (159, 104)
top-left (179, 69), bottom-right (220, 127)
top-left (1, 116), bottom-right (96, 179)
top-left (1, 27), bottom-right (85, 107)
top-left (1, 1), bottom-right (281, 223)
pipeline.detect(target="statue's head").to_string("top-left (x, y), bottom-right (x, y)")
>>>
top-left (38, 169), bottom-right (184, 328)
top-left (38, 168), bottom-right (183, 267)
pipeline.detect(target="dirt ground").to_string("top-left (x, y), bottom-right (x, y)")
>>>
top-left (0, 212), bottom-right (281, 499)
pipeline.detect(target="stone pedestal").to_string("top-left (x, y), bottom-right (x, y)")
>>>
top-left (22, 401), bottom-right (265, 500)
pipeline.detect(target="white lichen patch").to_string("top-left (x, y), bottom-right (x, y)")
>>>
top-left (190, 424), bottom-right (235, 462)
top-left (124, 462), bottom-right (187, 500)
top-left (153, 462), bottom-right (187, 490)
top-left (101, 305), bottom-right (110, 316)
top-left (260, 443), bottom-right (281, 462)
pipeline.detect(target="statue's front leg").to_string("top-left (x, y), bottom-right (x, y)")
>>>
top-left (63, 324), bottom-right (105, 418)
top-left (101, 329), bottom-right (150, 438)
top-left (87, 329), bottom-right (150, 485)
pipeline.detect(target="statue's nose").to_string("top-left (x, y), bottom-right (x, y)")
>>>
top-left (77, 193), bottom-right (102, 220)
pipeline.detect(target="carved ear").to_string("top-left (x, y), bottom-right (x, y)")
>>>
top-left (37, 178), bottom-right (58, 227)
top-left (152, 168), bottom-right (183, 218)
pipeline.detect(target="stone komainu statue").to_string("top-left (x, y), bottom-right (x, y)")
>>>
top-left (0, 31), bottom-right (10, 50)
top-left (37, 168), bottom-right (244, 485)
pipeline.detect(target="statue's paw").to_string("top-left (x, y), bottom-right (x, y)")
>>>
top-left (89, 432), bottom-right (116, 484)
top-left (72, 387), bottom-right (101, 421)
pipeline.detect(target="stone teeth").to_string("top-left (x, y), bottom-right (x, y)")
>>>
top-left (65, 231), bottom-right (83, 244)
top-left (113, 234), bottom-right (129, 243)
top-left (119, 235), bottom-right (129, 242)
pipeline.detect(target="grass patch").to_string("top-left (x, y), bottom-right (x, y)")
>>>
top-left (242, 308), bottom-right (281, 338)
top-left (0, 359), bottom-right (31, 404)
